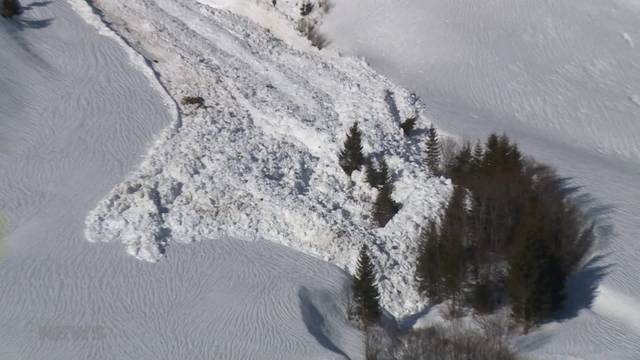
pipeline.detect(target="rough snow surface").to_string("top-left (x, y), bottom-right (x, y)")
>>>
top-left (0, 0), bottom-right (363, 359)
top-left (323, 0), bottom-right (640, 358)
top-left (84, 0), bottom-right (451, 318)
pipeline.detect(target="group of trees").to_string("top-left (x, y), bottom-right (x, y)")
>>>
top-left (340, 119), bottom-right (592, 335)
top-left (416, 132), bottom-right (594, 331)
top-left (338, 122), bottom-right (400, 228)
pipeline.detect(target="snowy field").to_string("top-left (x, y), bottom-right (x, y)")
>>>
top-left (323, 0), bottom-right (640, 358)
top-left (0, 1), bottom-right (363, 359)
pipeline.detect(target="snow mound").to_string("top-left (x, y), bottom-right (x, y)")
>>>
top-left (85, 0), bottom-right (452, 317)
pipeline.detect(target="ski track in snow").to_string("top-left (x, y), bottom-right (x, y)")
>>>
top-left (84, 0), bottom-right (452, 319)
top-left (0, 1), bottom-right (363, 359)
top-left (323, 0), bottom-right (640, 358)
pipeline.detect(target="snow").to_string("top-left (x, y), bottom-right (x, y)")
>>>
top-left (0, 0), bottom-right (364, 359)
top-left (322, 0), bottom-right (640, 358)
top-left (84, 0), bottom-right (452, 319)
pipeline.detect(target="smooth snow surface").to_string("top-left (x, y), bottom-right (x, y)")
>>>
top-left (85, 0), bottom-right (452, 319)
top-left (0, 1), bottom-right (362, 359)
top-left (323, 0), bottom-right (640, 358)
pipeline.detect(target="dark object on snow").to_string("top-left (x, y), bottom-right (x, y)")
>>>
top-left (400, 116), bottom-right (417, 135)
top-left (338, 121), bottom-right (365, 177)
top-left (425, 123), bottom-right (441, 176)
top-left (352, 245), bottom-right (381, 326)
top-left (181, 96), bottom-right (205, 107)
top-left (300, 1), bottom-right (313, 16)
top-left (2, 0), bottom-right (21, 18)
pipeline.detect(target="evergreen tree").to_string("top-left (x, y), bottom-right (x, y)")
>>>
top-left (371, 180), bottom-right (400, 227)
top-left (400, 116), bottom-right (417, 135)
top-left (439, 187), bottom-right (468, 303)
top-left (365, 157), bottom-right (378, 187)
top-left (365, 156), bottom-right (391, 188)
top-left (471, 141), bottom-right (484, 171)
top-left (353, 245), bottom-right (381, 326)
top-left (425, 124), bottom-right (441, 176)
top-left (300, 0), bottom-right (313, 16)
top-left (1, 0), bottom-right (20, 17)
top-left (338, 122), bottom-right (365, 177)
top-left (377, 157), bottom-right (390, 186)
top-left (507, 196), bottom-right (566, 332)
top-left (448, 142), bottom-right (472, 180)
top-left (416, 220), bottom-right (445, 303)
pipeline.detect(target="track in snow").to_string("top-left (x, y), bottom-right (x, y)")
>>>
top-left (323, 0), bottom-right (640, 358)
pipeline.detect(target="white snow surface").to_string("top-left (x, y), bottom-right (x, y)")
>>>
top-left (0, 0), bottom-right (368, 359)
top-left (322, 0), bottom-right (640, 358)
top-left (84, 0), bottom-right (451, 319)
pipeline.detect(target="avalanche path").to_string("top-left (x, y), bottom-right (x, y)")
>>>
top-left (323, 0), bottom-right (640, 359)
top-left (0, 1), bottom-right (361, 359)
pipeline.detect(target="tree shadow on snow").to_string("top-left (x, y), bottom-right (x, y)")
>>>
top-left (298, 286), bottom-right (352, 360)
top-left (556, 253), bottom-right (612, 321)
top-left (547, 177), bottom-right (616, 322)
top-left (1, 0), bottom-right (53, 70)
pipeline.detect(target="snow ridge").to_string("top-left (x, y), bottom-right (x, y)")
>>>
top-left (85, 0), bottom-right (451, 318)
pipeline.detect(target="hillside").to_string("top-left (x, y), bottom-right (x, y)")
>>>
top-left (323, 0), bottom-right (640, 358)
top-left (86, 0), bottom-right (451, 319)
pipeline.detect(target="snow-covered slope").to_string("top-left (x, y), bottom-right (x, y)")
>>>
top-left (323, 1), bottom-right (640, 358)
top-left (84, 0), bottom-right (451, 318)
top-left (0, 1), bottom-right (363, 359)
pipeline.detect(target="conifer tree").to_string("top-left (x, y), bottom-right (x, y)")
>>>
top-left (365, 156), bottom-right (390, 188)
top-left (338, 122), bottom-right (365, 177)
top-left (471, 141), bottom-right (484, 171)
top-left (416, 220), bottom-right (445, 303)
top-left (439, 187), bottom-right (468, 302)
top-left (300, 0), bottom-right (313, 16)
top-left (1, 0), bottom-right (20, 17)
top-left (377, 157), bottom-right (390, 186)
top-left (353, 245), bottom-right (381, 326)
top-left (425, 124), bottom-right (441, 176)
top-left (507, 196), bottom-right (566, 331)
top-left (448, 142), bottom-right (472, 180)
top-left (371, 180), bottom-right (399, 227)
top-left (400, 116), bottom-right (417, 135)
top-left (365, 157), bottom-right (378, 187)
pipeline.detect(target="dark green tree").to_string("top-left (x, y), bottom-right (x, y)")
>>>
top-left (425, 124), bottom-right (441, 176)
top-left (365, 156), bottom-right (390, 188)
top-left (400, 116), bottom-right (417, 135)
top-left (471, 141), bottom-right (484, 171)
top-left (507, 196), bottom-right (566, 332)
top-left (365, 157), bottom-right (378, 187)
top-left (2, 0), bottom-right (20, 17)
top-left (447, 142), bottom-right (472, 180)
top-left (300, 0), bottom-right (313, 16)
top-left (371, 180), bottom-right (400, 227)
top-left (338, 122), bottom-right (365, 176)
top-left (353, 245), bottom-right (381, 326)
top-left (439, 187), bottom-right (468, 303)
top-left (416, 220), bottom-right (445, 303)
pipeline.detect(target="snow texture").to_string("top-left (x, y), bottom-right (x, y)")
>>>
top-left (84, 0), bottom-right (452, 319)
top-left (0, 0), bottom-right (364, 359)
top-left (323, 0), bottom-right (640, 358)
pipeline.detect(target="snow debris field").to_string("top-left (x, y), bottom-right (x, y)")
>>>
top-left (85, 0), bottom-right (451, 319)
